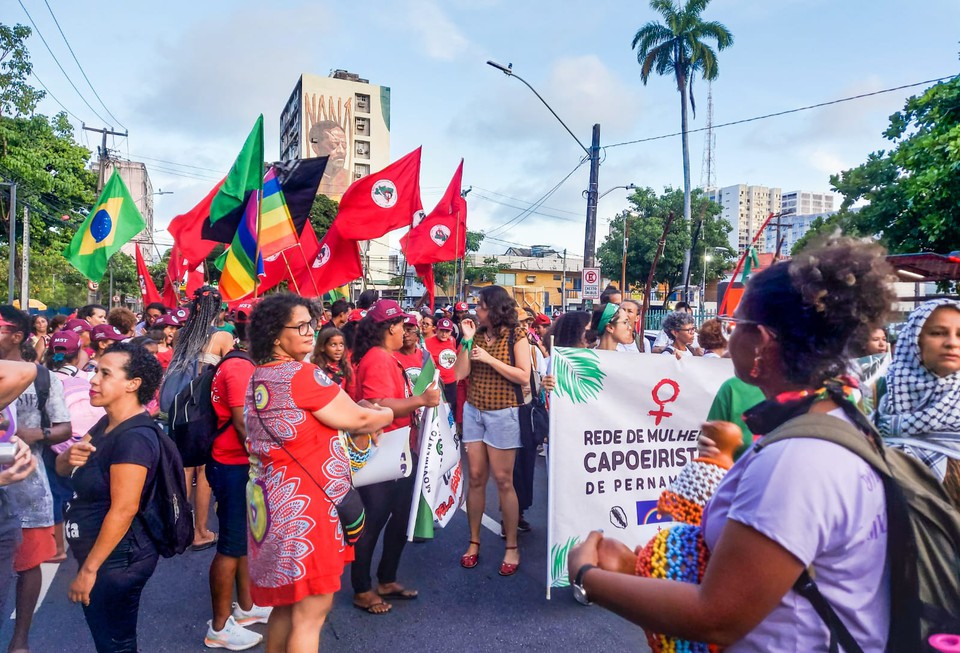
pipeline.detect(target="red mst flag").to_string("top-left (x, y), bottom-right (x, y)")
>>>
top-left (135, 245), bottom-right (162, 306)
top-left (167, 180), bottom-right (224, 270)
top-left (400, 160), bottom-right (466, 265)
top-left (334, 147), bottom-right (424, 241)
top-left (288, 222), bottom-right (363, 297)
top-left (415, 263), bottom-right (436, 311)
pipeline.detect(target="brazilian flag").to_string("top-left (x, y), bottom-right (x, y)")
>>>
top-left (64, 170), bottom-right (146, 281)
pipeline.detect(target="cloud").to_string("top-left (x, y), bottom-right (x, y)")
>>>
top-left (403, 0), bottom-right (471, 61)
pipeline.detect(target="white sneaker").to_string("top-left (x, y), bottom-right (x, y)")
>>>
top-left (204, 616), bottom-right (262, 650)
top-left (232, 601), bottom-right (272, 626)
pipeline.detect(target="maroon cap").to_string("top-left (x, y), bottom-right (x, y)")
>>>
top-left (50, 330), bottom-right (80, 354)
top-left (0, 318), bottom-right (13, 328)
top-left (64, 318), bottom-right (92, 334)
top-left (437, 318), bottom-right (454, 331)
top-left (173, 307), bottom-right (190, 322)
top-left (91, 324), bottom-right (127, 343)
top-left (454, 302), bottom-right (468, 312)
top-left (153, 314), bottom-right (181, 328)
top-left (347, 309), bottom-right (366, 322)
top-left (236, 300), bottom-right (257, 321)
top-left (403, 314), bottom-right (419, 327)
top-left (366, 299), bottom-right (404, 323)
top-left (534, 313), bottom-right (551, 326)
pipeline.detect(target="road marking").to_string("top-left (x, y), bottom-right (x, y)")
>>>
top-left (460, 505), bottom-right (500, 534)
top-left (11, 561), bottom-right (60, 619)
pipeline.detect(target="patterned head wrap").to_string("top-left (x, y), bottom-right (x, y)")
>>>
top-left (598, 303), bottom-right (620, 335)
top-left (875, 298), bottom-right (960, 477)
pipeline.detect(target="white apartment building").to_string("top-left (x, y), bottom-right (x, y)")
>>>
top-left (279, 70), bottom-right (394, 291)
top-left (763, 211), bottom-right (835, 255)
top-left (706, 184), bottom-right (782, 254)
top-left (781, 190), bottom-right (834, 217)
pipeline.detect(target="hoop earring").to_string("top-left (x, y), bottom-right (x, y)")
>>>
top-left (750, 355), bottom-right (762, 379)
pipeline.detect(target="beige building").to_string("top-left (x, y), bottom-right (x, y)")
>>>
top-left (707, 184), bottom-right (782, 254)
top-left (279, 70), bottom-right (395, 291)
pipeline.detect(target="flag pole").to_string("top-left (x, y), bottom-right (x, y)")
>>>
top-left (294, 241), bottom-right (323, 297)
top-left (152, 240), bottom-right (183, 303)
top-left (254, 189), bottom-right (262, 299)
top-left (281, 250), bottom-right (302, 295)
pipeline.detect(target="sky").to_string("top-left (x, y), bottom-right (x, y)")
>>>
top-left (7, 0), bottom-right (960, 258)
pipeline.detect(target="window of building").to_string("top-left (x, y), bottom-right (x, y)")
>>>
top-left (525, 275), bottom-right (536, 283)
top-left (573, 278), bottom-right (582, 291)
top-left (355, 140), bottom-right (370, 159)
top-left (356, 117), bottom-right (370, 134)
top-left (495, 273), bottom-right (516, 286)
top-left (354, 163), bottom-right (370, 179)
top-left (355, 93), bottom-right (370, 113)
top-left (553, 274), bottom-right (562, 281)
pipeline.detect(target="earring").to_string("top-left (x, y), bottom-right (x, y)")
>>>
top-left (750, 355), bottom-right (762, 379)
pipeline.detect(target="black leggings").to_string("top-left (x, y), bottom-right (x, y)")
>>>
top-left (79, 538), bottom-right (158, 653)
top-left (351, 471), bottom-right (415, 594)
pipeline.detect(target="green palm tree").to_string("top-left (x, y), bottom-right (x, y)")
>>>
top-left (631, 0), bottom-right (732, 299)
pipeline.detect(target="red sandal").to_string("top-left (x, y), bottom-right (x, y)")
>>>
top-left (499, 546), bottom-right (519, 576)
top-left (460, 541), bottom-right (480, 569)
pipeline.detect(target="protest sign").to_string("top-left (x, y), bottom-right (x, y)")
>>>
top-left (546, 348), bottom-right (733, 595)
top-left (351, 427), bottom-right (412, 487)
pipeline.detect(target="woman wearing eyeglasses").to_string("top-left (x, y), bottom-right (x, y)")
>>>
top-left (661, 311), bottom-right (700, 358)
top-left (244, 294), bottom-right (394, 652)
top-left (589, 304), bottom-right (636, 352)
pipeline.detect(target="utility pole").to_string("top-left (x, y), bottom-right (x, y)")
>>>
top-left (3, 182), bottom-right (15, 304)
top-left (561, 248), bottom-right (567, 313)
top-left (82, 124), bottom-right (126, 304)
top-left (620, 216), bottom-right (629, 297)
top-left (20, 206), bottom-right (29, 313)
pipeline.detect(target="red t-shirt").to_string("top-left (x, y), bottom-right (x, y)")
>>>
top-left (355, 346), bottom-right (412, 433)
top-left (211, 355), bottom-right (256, 465)
top-left (155, 347), bottom-right (173, 371)
top-left (424, 336), bottom-right (458, 385)
top-left (394, 348), bottom-right (424, 386)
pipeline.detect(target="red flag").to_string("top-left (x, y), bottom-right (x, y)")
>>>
top-left (400, 160), bottom-right (466, 265)
top-left (187, 264), bottom-right (205, 296)
top-left (415, 263), bottom-right (435, 311)
top-left (288, 222), bottom-right (362, 298)
top-left (167, 180), bottom-right (224, 270)
top-left (135, 245), bottom-right (162, 306)
top-left (162, 243), bottom-right (189, 307)
top-left (334, 147), bottom-right (423, 241)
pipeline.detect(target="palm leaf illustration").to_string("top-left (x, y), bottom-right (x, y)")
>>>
top-left (552, 347), bottom-right (605, 404)
top-left (549, 536), bottom-right (580, 587)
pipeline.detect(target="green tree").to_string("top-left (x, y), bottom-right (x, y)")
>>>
top-left (428, 230), bottom-right (493, 297)
top-left (631, 0), bottom-right (733, 294)
top-left (308, 194), bottom-right (339, 240)
top-left (0, 24), bottom-right (44, 117)
top-left (816, 75), bottom-right (960, 259)
top-left (597, 186), bottom-right (733, 292)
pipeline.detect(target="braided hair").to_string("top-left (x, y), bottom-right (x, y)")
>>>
top-left (166, 286), bottom-right (223, 377)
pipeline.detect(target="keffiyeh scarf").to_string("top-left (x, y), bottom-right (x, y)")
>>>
top-left (874, 298), bottom-right (960, 480)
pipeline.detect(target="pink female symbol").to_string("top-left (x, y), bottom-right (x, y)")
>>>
top-left (648, 378), bottom-right (680, 425)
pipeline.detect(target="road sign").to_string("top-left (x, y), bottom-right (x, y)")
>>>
top-left (112, 295), bottom-right (121, 303)
top-left (87, 281), bottom-right (99, 291)
top-left (582, 267), bottom-right (601, 300)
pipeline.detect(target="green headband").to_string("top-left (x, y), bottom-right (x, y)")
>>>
top-left (598, 302), bottom-right (620, 334)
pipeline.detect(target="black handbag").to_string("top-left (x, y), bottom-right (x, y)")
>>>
top-left (509, 332), bottom-right (550, 448)
top-left (251, 373), bottom-right (366, 545)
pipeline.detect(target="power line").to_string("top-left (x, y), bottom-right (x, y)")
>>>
top-left (127, 154), bottom-right (227, 175)
top-left (469, 186), bottom-right (583, 216)
top-left (27, 70), bottom-right (82, 122)
top-left (486, 159), bottom-right (587, 237)
top-left (604, 74), bottom-right (959, 150)
top-left (41, 0), bottom-right (126, 130)
top-left (471, 192), bottom-right (581, 223)
top-left (16, 0), bottom-right (112, 127)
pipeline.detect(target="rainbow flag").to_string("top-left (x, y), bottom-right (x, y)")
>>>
top-left (218, 191), bottom-right (264, 301)
top-left (259, 167), bottom-right (299, 258)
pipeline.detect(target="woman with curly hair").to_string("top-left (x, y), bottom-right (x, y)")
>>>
top-left (244, 294), bottom-right (393, 650)
top-left (568, 237), bottom-right (900, 651)
top-left (660, 310), bottom-right (699, 358)
top-left (55, 342), bottom-right (165, 652)
top-left (698, 318), bottom-right (727, 358)
top-left (455, 286), bottom-right (530, 576)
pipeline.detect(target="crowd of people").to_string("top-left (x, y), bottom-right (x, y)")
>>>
top-left (0, 233), bottom-right (954, 651)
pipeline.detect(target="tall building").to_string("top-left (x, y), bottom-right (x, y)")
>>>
top-left (781, 190), bottom-right (834, 217)
top-left (104, 160), bottom-right (155, 263)
top-left (707, 184), bottom-right (782, 254)
top-left (765, 190), bottom-right (837, 256)
top-left (279, 70), bottom-right (394, 290)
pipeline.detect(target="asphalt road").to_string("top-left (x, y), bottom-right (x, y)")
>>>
top-left (12, 455), bottom-right (651, 652)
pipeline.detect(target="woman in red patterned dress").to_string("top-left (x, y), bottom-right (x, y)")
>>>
top-left (244, 294), bottom-right (393, 653)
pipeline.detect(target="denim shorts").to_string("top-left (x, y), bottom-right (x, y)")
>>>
top-left (462, 402), bottom-right (521, 450)
top-left (206, 460), bottom-right (249, 557)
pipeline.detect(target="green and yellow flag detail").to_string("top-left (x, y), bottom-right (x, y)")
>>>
top-left (64, 170), bottom-right (146, 281)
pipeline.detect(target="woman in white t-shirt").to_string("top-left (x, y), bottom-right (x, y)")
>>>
top-left (660, 310), bottom-right (698, 358)
top-left (566, 236), bottom-right (898, 652)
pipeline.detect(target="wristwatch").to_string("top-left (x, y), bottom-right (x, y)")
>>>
top-left (40, 427), bottom-right (52, 444)
top-left (572, 563), bottom-right (597, 606)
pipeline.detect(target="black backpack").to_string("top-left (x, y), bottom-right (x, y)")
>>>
top-left (166, 351), bottom-right (252, 467)
top-left (108, 413), bottom-right (194, 558)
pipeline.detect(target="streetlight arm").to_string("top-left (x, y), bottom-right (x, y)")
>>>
top-left (594, 183), bottom-right (637, 201)
top-left (487, 60), bottom-right (590, 156)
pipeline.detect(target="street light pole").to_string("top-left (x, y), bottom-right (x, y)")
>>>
top-left (486, 60), bottom-right (601, 283)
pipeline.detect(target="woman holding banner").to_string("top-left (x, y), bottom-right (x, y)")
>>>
top-left (455, 286), bottom-right (530, 577)
top-left (588, 304), bottom-right (635, 352)
top-left (567, 236), bottom-right (898, 651)
top-left (350, 300), bottom-right (440, 614)
top-left (244, 294), bottom-right (393, 650)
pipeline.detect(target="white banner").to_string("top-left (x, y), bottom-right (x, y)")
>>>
top-left (546, 348), bottom-right (733, 595)
top-left (351, 426), bottom-right (412, 487)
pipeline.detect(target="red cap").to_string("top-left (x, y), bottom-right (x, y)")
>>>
top-left (236, 300), bottom-right (257, 321)
top-left (366, 299), bottom-right (404, 323)
top-left (64, 318), bottom-right (92, 334)
top-left (50, 330), bottom-right (80, 354)
top-left (534, 313), bottom-right (551, 326)
top-left (0, 318), bottom-right (13, 328)
top-left (347, 309), bottom-right (366, 322)
top-left (437, 318), bottom-right (454, 331)
top-left (153, 314), bottom-right (181, 328)
top-left (91, 324), bottom-right (127, 343)
top-left (454, 302), bottom-right (468, 312)
top-left (173, 307), bottom-right (190, 322)
top-left (403, 314), bottom-right (419, 326)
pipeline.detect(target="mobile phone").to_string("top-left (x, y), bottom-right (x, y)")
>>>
top-left (0, 442), bottom-right (17, 466)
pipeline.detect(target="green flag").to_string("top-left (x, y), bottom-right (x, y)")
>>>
top-left (203, 114), bottom-right (264, 242)
top-left (741, 246), bottom-right (760, 283)
top-left (63, 170), bottom-right (146, 281)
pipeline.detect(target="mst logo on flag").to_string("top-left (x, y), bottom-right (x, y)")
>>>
top-left (312, 244), bottom-right (331, 268)
top-left (430, 225), bottom-right (451, 246)
top-left (371, 180), bottom-right (398, 208)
